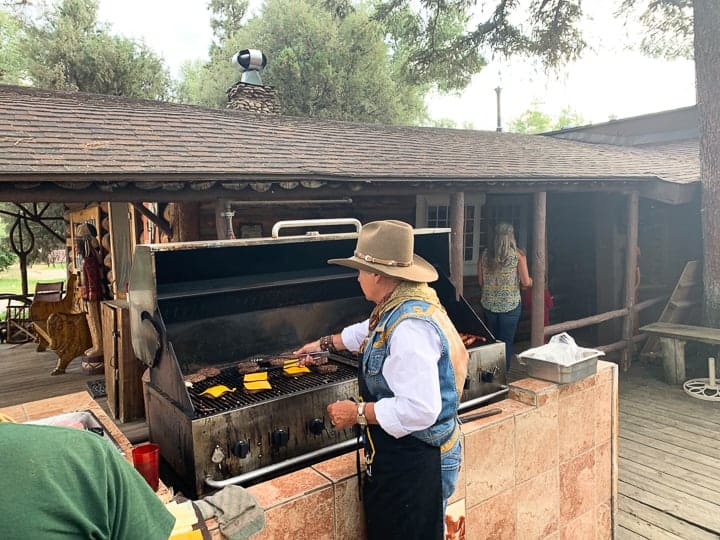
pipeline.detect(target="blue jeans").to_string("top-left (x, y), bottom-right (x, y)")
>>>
top-left (441, 436), bottom-right (462, 515)
top-left (484, 303), bottom-right (522, 371)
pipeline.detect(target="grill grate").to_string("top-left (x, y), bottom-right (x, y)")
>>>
top-left (186, 360), bottom-right (356, 417)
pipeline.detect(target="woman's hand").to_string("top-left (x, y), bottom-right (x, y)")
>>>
top-left (294, 340), bottom-right (321, 365)
top-left (327, 400), bottom-right (358, 430)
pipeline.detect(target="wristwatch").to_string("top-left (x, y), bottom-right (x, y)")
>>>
top-left (357, 402), bottom-right (368, 429)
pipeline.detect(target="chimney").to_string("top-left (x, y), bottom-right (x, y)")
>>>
top-left (495, 86), bottom-right (502, 132)
top-left (226, 49), bottom-right (280, 114)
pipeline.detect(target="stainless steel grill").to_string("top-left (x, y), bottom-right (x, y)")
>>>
top-left (129, 220), bottom-right (507, 496)
top-left (186, 360), bottom-right (357, 416)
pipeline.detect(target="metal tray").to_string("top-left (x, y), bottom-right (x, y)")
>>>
top-left (518, 350), bottom-right (602, 384)
top-left (25, 410), bottom-right (123, 452)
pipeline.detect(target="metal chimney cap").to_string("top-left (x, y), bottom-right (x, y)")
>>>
top-left (231, 49), bottom-right (267, 86)
top-left (232, 49), bottom-right (267, 72)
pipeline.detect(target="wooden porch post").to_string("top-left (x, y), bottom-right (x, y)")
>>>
top-left (175, 202), bottom-right (201, 242)
top-left (450, 192), bottom-right (465, 299)
top-left (622, 191), bottom-right (640, 371)
top-left (531, 192), bottom-right (547, 347)
top-left (107, 203), bottom-right (132, 298)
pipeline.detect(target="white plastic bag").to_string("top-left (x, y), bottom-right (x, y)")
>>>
top-left (519, 332), bottom-right (584, 366)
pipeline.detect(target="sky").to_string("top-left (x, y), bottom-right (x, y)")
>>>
top-left (95, 0), bottom-right (697, 131)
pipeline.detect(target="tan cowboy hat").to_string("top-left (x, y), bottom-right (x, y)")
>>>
top-left (328, 220), bottom-right (438, 283)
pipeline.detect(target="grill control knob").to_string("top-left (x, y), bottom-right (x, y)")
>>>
top-left (271, 428), bottom-right (290, 448)
top-left (308, 418), bottom-right (325, 436)
top-left (481, 370), bottom-right (495, 383)
top-left (232, 440), bottom-right (251, 459)
top-left (211, 445), bottom-right (225, 464)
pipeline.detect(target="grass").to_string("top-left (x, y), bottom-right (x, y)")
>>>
top-left (0, 262), bottom-right (68, 296)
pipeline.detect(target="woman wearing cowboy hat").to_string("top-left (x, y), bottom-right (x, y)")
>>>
top-left (296, 220), bottom-right (468, 540)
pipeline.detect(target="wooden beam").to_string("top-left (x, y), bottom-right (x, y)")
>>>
top-left (531, 192), bottom-right (547, 347)
top-left (449, 192), bottom-right (464, 299)
top-left (622, 191), bottom-right (640, 371)
top-left (545, 307), bottom-right (629, 336)
top-left (0, 177), bottom-right (697, 204)
top-left (130, 203), bottom-right (172, 238)
top-left (596, 334), bottom-right (648, 354)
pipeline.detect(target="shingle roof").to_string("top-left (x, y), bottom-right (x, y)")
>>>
top-left (0, 84), bottom-right (699, 185)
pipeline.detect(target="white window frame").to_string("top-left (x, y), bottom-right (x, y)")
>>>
top-left (415, 194), bottom-right (486, 275)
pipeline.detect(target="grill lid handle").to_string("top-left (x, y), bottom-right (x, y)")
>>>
top-left (138, 310), bottom-right (163, 367)
top-left (271, 218), bottom-right (362, 238)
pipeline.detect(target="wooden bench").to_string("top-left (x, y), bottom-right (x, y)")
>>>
top-left (640, 322), bottom-right (720, 384)
top-left (29, 274), bottom-right (92, 375)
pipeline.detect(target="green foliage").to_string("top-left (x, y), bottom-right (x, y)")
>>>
top-left (0, 240), bottom-right (16, 273)
top-left (378, 2), bottom-right (486, 92)
top-left (174, 59), bottom-right (229, 109)
top-left (0, 264), bottom-right (67, 296)
top-left (0, 9), bottom-right (26, 84)
top-left (508, 110), bottom-right (553, 135)
top-left (555, 107), bottom-right (587, 130)
top-left (208, 0), bottom-right (249, 54)
top-left (0, 203), bottom-right (65, 267)
top-left (428, 117), bottom-right (457, 129)
top-left (508, 105), bottom-right (588, 134)
top-left (178, 0), bottom-right (427, 124)
top-left (620, 0), bottom-right (693, 60)
top-left (20, 0), bottom-right (171, 98)
top-left (373, 0), bottom-right (587, 84)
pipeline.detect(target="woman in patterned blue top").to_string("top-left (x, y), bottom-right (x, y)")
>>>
top-left (478, 222), bottom-right (533, 370)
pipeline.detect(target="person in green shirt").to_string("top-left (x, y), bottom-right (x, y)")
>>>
top-left (0, 422), bottom-right (175, 540)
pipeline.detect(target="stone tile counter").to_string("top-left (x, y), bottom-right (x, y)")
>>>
top-left (1, 360), bottom-right (618, 540)
top-left (245, 360), bottom-right (619, 540)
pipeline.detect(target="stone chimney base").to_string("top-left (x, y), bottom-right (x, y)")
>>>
top-left (226, 81), bottom-right (280, 114)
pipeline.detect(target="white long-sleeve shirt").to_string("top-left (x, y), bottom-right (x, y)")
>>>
top-left (341, 318), bottom-right (442, 438)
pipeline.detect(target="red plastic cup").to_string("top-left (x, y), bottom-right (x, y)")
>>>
top-left (132, 443), bottom-right (160, 491)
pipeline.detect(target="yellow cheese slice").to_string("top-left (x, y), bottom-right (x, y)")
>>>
top-left (199, 385), bottom-right (236, 398)
top-left (283, 358), bottom-right (299, 366)
top-left (169, 529), bottom-right (203, 540)
top-left (244, 380), bottom-right (272, 391)
top-left (169, 501), bottom-right (198, 527)
top-left (283, 365), bottom-right (311, 375)
top-left (243, 371), bottom-right (268, 382)
top-left (165, 500), bottom-right (200, 537)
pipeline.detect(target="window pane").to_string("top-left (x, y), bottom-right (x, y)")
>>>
top-left (464, 204), bottom-right (474, 261)
top-left (427, 205), bottom-right (449, 227)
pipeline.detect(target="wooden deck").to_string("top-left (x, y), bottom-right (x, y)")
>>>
top-left (0, 341), bottom-right (148, 442)
top-left (3, 344), bottom-right (719, 537)
top-left (617, 363), bottom-right (720, 539)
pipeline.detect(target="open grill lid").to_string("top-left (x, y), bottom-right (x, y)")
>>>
top-left (128, 220), bottom-right (493, 414)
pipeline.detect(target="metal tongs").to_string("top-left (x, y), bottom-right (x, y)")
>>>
top-left (249, 351), bottom-right (329, 370)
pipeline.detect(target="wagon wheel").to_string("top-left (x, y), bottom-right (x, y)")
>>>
top-left (683, 357), bottom-right (720, 402)
top-left (9, 216), bottom-right (35, 297)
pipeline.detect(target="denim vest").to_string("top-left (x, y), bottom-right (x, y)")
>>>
top-left (361, 299), bottom-right (462, 447)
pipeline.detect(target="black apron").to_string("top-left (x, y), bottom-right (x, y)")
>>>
top-left (359, 367), bottom-right (443, 540)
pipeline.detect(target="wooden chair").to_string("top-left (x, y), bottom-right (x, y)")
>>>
top-left (4, 294), bottom-right (34, 343)
top-left (29, 274), bottom-right (92, 375)
top-left (33, 281), bottom-right (64, 303)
